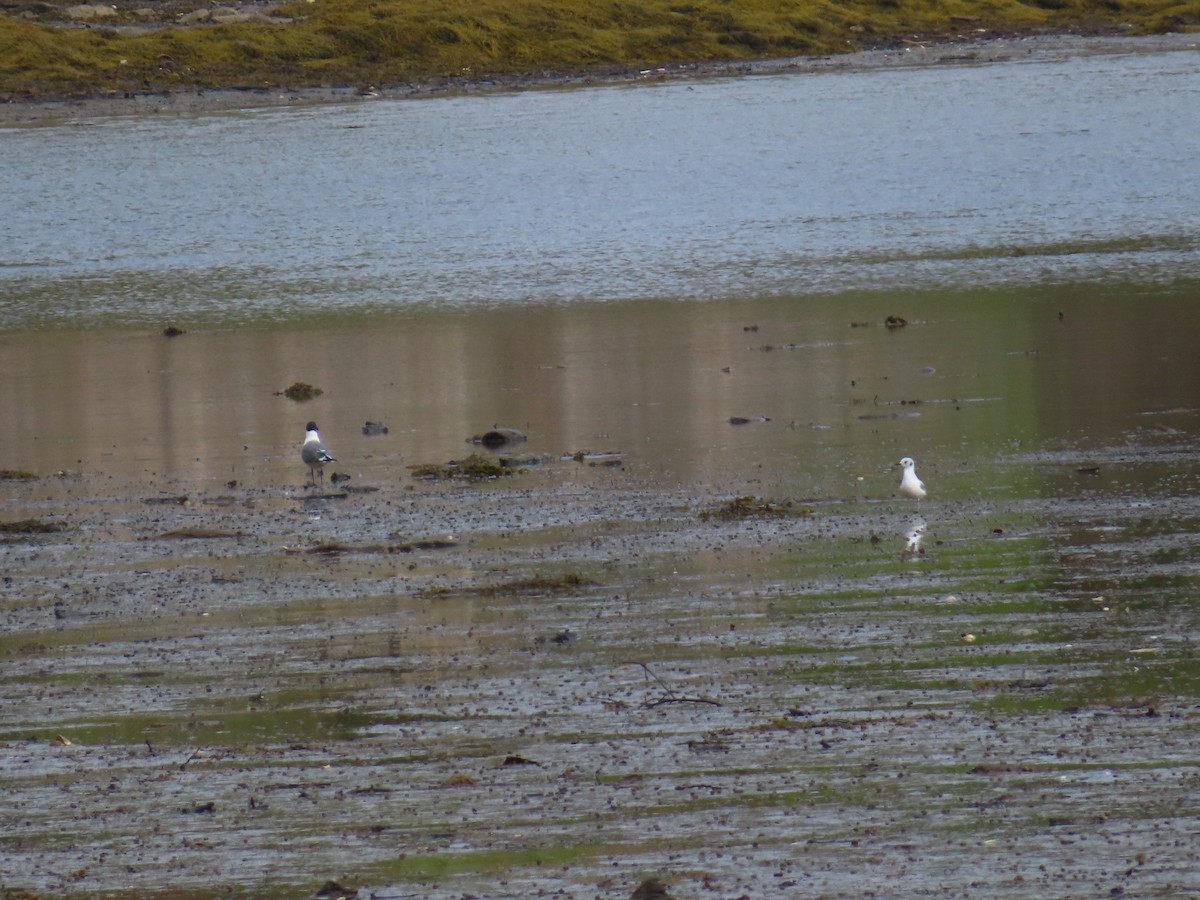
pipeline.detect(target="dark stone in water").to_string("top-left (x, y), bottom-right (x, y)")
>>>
top-left (475, 427), bottom-right (527, 448)
top-left (362, 420), bottom-right (389, 436)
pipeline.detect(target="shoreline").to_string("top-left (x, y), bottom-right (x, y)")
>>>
top-left (2, 31), bottom-right (1196, 125)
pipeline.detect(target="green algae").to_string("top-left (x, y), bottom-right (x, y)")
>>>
top-left (409, 453), bottom-right (516, 481)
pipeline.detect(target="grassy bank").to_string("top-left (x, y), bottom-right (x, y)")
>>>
top-left (1, 0), bottom-right (1197, 99)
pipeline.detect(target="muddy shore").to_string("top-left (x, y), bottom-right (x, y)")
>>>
top-left (2, 32), bottom-right (1197, 125)
top-left (2, 435), bottom-right (1199, 897)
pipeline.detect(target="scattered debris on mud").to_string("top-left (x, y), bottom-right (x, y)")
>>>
top-left (698, 494), bottom-right (810, 521)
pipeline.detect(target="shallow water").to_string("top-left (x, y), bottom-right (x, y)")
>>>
top-left (2, 46), bottom-right (1198, 488)
top-left (3, 280), bottom-right (1200, 495)
top-left (2, 48), bottom-right (1199, 330)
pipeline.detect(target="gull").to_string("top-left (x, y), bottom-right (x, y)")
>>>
top-left (301, 421), bottom-right (336, 485)
top-left (898, 456), bottom-right (926, 502)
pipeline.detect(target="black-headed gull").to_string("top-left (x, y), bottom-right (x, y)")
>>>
top-left (898, 456), bottom-right (926, 501)
top-left (302, 421), bottom-right (336, 484)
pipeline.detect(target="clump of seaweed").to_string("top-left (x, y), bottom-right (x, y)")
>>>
top-left (276, 382), bottom-right (324, 401)
top-left (0, 518), bottom-right (66, 534)
top-left (285, 539), bottom-right (457, 555)
top-left (699, 495), bottom-right (810, 522)
top-left (422, 572), bottom-right (596, 598)
top-left (486, 573), bottom-right (595, 595)
top-left (409, 453), bottom-right (518, 481)
top-left (0, 470), bottom-right (37, 481)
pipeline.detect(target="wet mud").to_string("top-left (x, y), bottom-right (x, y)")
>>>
top-left (2, 440), bottom-right (1199, 898)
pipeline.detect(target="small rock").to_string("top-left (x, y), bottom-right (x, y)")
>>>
top-left (473, 427), bottom-right (527, 448)
top-left (315, 880), bottom-right (355, 899)
top-left (631, 876), bottom-right (673, 900)
top-left (499, 453), bottom-right (551, 468)
top-left (63, 3), bottom-right (118, 19)
top-left (208, 7), bottom-right (255, 23)
top-left (362, 420), bottom-right (389, 436)
top-left (501, 754), bottom-right (540, 767)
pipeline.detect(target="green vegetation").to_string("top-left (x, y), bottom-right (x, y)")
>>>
top-left (370, 843), bottom-right (603, 881)
top-left (409, 452), bottom-right (516, 480)
top-left (1, 0), bottom-right (1195, 99)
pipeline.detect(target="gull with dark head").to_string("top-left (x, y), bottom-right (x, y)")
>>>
top-left (898, 456), bottom-right (926, 502)
top-left (301, 421), bottom-right (336, 485)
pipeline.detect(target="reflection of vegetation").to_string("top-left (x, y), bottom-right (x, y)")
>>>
top-left (1, 0), bottom-right (1191, 98)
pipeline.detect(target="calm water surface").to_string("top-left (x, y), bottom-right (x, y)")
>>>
top-left (2, 49), bottom-right (1199, 325)
top-left (1, 47), bottom-right (1199, 485)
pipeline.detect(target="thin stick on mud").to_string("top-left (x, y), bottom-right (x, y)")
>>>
top-left (628, 662), bottom-right (723, 708)
top-left (179, 749), bottom-right (202, 770)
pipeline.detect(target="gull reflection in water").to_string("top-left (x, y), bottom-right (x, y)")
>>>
top-left (903, 516), bottom-right (927, 558)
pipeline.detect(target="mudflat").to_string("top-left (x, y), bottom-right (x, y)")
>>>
top-left (2, 440), bottom-right (1197, 896)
